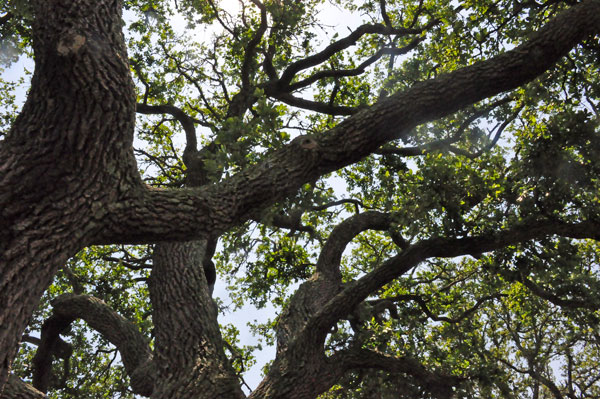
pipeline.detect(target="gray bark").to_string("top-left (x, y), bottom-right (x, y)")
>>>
top-left (1, 0), bottom-right (600, 396)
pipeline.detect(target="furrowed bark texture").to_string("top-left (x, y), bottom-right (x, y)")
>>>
top-left (0, 0), bottom-right (138, 389)
top-left (250, 220), bottom-right (600, 399)
top-left (29, 294), bottom-right (154, 395)
top-left (0, 0), bottom-right (599, 395)
top-left (275, 211), bottom-right (393, 353)
top-left (149, 241), bottom-right (244, 399)
top-left (141, 76), bottom-right (237, 396)
top-left (103, 0), bottom-right (600, 244)
top-left (298, 220), bottom-right (600, 356)
top-left (1, 376), bottom-right (45, 399)
top-left (252, 212), bottom-right (395, 399)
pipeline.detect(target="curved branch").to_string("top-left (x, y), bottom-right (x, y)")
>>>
top-left (275, 211), bottom-right (393, 354)
top-left (1, 376), bottom-right (46, 399)
top-left (258, 217), bottom-right (599, 398)
top-left (375, 96), bottom-right (514, 157)
top-left (286, 38), bottom-right (424, 92)
top-left (316, 211), bottom-right (393, 280)
top-left (529, 369), bottom-right (565, 399)
top-left (278, 22), bottom-right (434, 88)
top-left (396, 293), bottom-right (507, 323)
top-left (256, 198), bottom-right (373, 238)
top-left (218, 0), bottom-right (268, 121)
top-left (331, 349), bottom-right (463, 398)
top-left (462, 105), bottom-right (522, 158)
top-left (379, 0), bottom-right (393, 28)
top-left (40, 295), bottom-right (153, 396)
top-left (135, 103), bottom-right (214, 187)
top-left (519, 276), bottom-right (600, 310)
top-left (207, 0), bottom-right (236, 37)
top-left (306, 218), bottom-right (600, 348)
top-left (242, 0), bottom-right (268, 90)
top-left (262, 211), bottom-right (316, 235)
top-left (135, 103), bottom-right (197, 154)
top-left (102, 0), bottom-right (600, 245)
top-left (31, 313), bottom-right (74, 393)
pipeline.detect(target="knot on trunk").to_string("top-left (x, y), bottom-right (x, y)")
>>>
top-left (292, 135), bottom-right (319, 150)
top-left (57, 33), bottom-right (86, 56)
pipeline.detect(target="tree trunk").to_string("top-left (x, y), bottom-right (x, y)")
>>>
top-left (1, 0), bottom-right (600, 394)
top-left (149, 241), bottom-right (244, 398)
top-left (0, 0), bottom-right (138, 388)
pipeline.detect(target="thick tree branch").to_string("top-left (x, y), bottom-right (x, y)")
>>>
top-left (102, 0), bottom-right (600, 245)
top-left (31, 313), bottom-right (74, 393)
top-left (256, 198), bottom-right (374, 239)
top-left (275, 211), bottom-right (395, 353)
top-left (148, 241), bottom-right (244, 398)
top-left (1, 376), bottom-right (46, 399)
top-left (43, 295), bottom-right (153, 396)
top-left (306, 218), bottom-right (600, 351)
top-left (254, 218), bottom-right (599, 398)
top-left (0, 0), bottom-right (139, 388)
top-left (331, 349), bottom-right (462, 399)
top-left (135, 102), bottom-right (213, 186)
top-left (262, 211), bottom-right (316, 235)
top-left (316, 211), bottom-right (393, 281)
top-left (3, 0), bottom-right (599, 396)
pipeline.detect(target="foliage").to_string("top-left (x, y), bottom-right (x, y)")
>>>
top-left (3, 0), bottom-right (600, 397)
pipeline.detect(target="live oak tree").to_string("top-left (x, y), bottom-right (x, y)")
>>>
top-left (1, 0), bottom-right (600, 397)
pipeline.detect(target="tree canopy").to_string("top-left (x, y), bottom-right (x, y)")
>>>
top-left (1, 0), bottom-right (600, 398)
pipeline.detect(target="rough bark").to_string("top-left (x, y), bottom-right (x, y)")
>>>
top-left (306, 219), bottom-right (600, 346)
top-left (139, 64), bottom-right (235, 397)
top-left (31, 311), bottom-right (74, 393)
top-left (275, 211), bottom-right (393, 353)
top-left (1, 0), bottom-right (599, 395)
top-left (252, 212), bottom-right (397, 399)
top-left (30, 294), bottom-right (153, 395)
top-left (148, 241), bottom-right (244, 399)
top-left (1, 376), bottom-right (45, 399)
top-left (0, 0), bottom-right (138, 388)
top-left (249, 219), bottom-right (600, 399)
top-left (100, 0), bottom-right (600, 244)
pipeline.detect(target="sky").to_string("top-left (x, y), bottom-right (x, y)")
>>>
top-left (201, 1), bottom-right (365, 391)
top-left (0, 0), bottom-right (366, 394)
